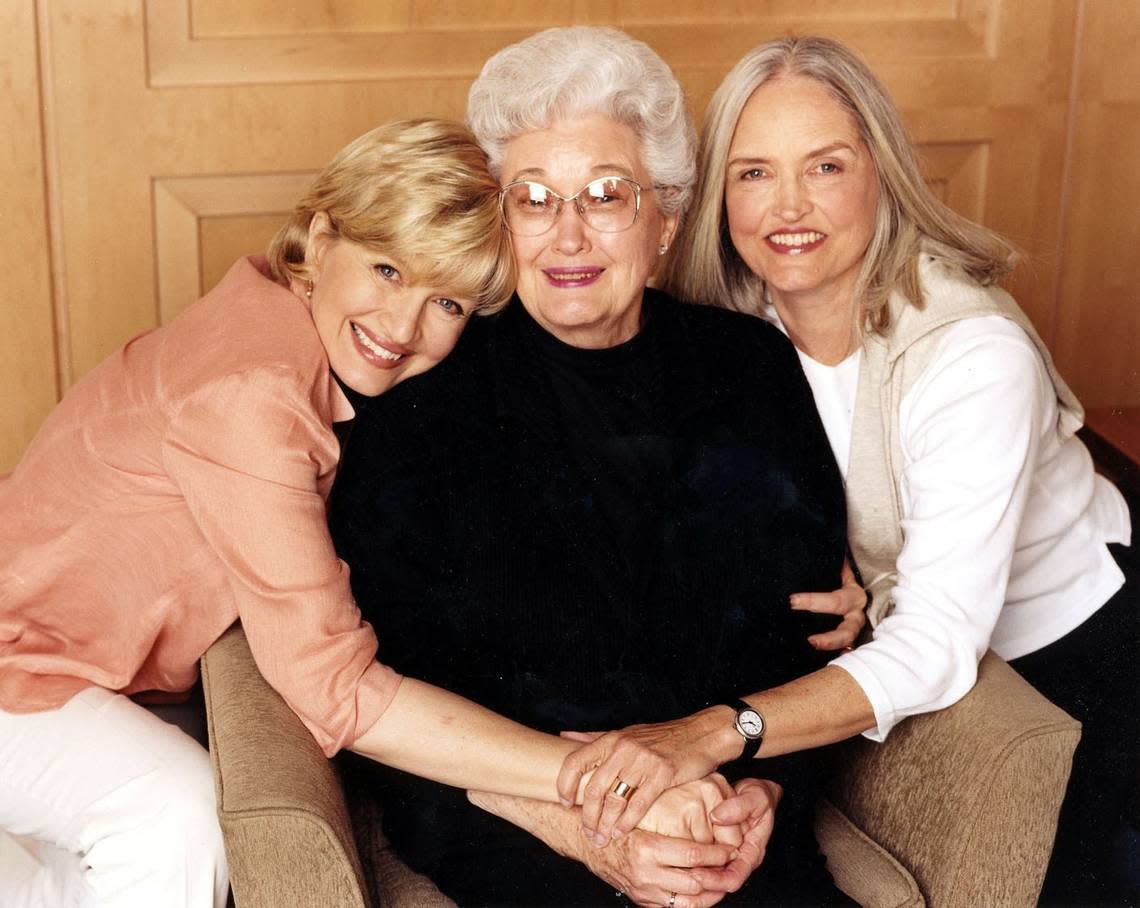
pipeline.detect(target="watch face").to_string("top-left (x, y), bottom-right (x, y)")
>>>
top-left (737, 709), bottom-right (764, 739)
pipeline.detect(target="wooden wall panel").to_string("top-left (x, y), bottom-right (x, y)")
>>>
top-left (0, 2), bottom-right (57, 472)
top-left (190, 0), bottom-right (962, 39)
top-left (199, 216), bottom-right (290, 302)
top-left (1053, 0), bottom-right (1140, 407)
top-left (919, 144), bottom-right (987, 220)
top-left (6, 0), bottom-right (1134, 470)
top-left (154, 173), bottom-right (312, 323)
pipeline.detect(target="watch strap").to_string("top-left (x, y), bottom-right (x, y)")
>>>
top-left (727, 698), bottom-right (763, 761)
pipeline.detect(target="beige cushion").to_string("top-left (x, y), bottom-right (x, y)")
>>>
top-left (827, 652), bottom-right (1080, 907)
top-left (202, 624), bottom-right (372, 908)
top-left (815, 797), bottom-right (922, 908)
top-left (203, 626), bottom-right (1078, 908)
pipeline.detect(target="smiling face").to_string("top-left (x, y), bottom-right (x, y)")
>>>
top-left (724, 74), bottom-right (880, 315)
top-left (305, 217), bottom-right (473, 397)
top-left (500, 114), bottom-right (678, 349)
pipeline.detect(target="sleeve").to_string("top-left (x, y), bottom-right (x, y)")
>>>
top-left (830, 318), bottom-right (1050, 740)
top-left (161, 365), bottom-right (402, 756)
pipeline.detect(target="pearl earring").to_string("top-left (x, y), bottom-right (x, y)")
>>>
top-left (306, 280), bottom-right (313, 299)
top-left (658, 244), bottom-right (668, 256)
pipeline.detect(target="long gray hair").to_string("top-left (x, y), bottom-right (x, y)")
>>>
top-left (665, 35), bottom-right (1016, 331)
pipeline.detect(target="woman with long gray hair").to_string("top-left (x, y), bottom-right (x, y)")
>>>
top-left (649, 35), bottom-right (1134, 906)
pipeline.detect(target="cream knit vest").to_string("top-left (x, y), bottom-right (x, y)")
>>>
top-left (847, 254), bottom-right (1085, 624)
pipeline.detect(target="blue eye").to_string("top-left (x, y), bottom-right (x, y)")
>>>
top-left (741, 169), bottom-right (765, 180)
top-left (436, 298), bottom-right (466, 318)
top-left (376, 263), bottom-right (399, 280)
top-left (818, 162), bottom-right (840, 174)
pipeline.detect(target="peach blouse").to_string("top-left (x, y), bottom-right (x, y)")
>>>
top-left (0, 256), bottom-right (401, 755)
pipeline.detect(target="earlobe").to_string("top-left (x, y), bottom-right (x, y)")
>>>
top-left (660, 211), bottom-right (680, 254)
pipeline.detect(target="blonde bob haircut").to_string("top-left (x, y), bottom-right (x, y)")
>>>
top-left (268, 118), bottom-right (515, 315)
top-left (665, 36), bottom-right (1017, 332)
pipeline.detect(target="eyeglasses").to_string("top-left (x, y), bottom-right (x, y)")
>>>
top-left (498, 176), bottom-right (642, 236)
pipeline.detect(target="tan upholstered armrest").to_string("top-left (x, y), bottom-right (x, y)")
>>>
top-left (824, 651), bottom-right (1080, 908)
top-left (202, 623), bottom-right (371, 908)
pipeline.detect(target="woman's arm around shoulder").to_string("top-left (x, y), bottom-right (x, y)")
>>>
top-left (162, 364), bottom-right (398, 756)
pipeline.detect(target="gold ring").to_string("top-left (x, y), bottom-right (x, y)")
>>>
top-left (611, 779), bottom-right (634, 799)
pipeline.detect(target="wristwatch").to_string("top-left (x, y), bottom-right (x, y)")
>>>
top-left (726, 698), bottom-right (765, 760)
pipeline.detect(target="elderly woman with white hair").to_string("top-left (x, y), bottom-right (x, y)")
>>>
top-left (331, 26), bottom-right (860, 908)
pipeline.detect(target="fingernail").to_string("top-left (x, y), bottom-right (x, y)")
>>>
top-left (594, 832), bottom-right (608, 847)
top-left (559, 797), bottom-right (572, 807)
top-left (729, 849), bottom-right (740, 860)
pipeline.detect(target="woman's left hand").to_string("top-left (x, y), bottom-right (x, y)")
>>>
top-left (791, 559), bottom-right (867, 651)
top-left (557, 708), bottom-right (734, 845)
top-left (638, 774), bottom-right (744, 847)
top-left (691, 778), bottom-right (782, 895)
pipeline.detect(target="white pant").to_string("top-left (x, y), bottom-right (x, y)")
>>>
top-left (0, 687), bottom-right (229, 908)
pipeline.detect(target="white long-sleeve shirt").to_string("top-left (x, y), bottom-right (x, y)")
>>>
top-left (781, 312), bottom-right (1131, 740)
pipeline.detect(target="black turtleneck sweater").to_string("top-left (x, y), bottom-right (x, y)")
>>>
top-left (329, 290), bottom-right (849, 906)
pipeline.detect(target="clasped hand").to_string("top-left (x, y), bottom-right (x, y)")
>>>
top-left (471, 774), bottom-right (780, 908)
top-left (593, 775), bottom-right (781, 908)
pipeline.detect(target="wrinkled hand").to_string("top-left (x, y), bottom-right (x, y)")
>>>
top-left (587, 776), bottom-right (746, 908)
top-left (469, 781), bottom-right (740, 908)
top-left (583, 826), bottom-right (738, 908)
top-left (557, 708), bottom-right (731, 844)
top-left (638, 775), bottom-right (744, 849)
top-left (791, 559), bottom-right (867, 651)
top-left (691, 778), bottom-right (782, 896)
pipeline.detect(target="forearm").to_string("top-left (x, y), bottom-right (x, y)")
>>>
top-left (690, 666), bottom-right (876, 765)
top-left (350, 676), bottom-right (580, 802)
top-left (467, 789), bottom-right (586, 860)
top-left (748, 665), bottom-right (875, 757)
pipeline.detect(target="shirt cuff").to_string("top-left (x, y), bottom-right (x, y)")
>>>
top-left (342, 660), bottom-right (404, 757)
top-left (827, 654), bottom-right (899, 743)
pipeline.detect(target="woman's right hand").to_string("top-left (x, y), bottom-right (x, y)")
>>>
top-left (557, 707), bottom-right (733, 844)
top-left (582, 775), bottom-right (746, 908)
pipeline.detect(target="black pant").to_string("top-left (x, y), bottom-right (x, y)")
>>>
top-left (1010, 546), bottom-right (1139, 907)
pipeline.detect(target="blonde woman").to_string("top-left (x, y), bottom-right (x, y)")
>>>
top-left (0, 119), bottom-right (689, 908)
top-left (661, 36), bottom-right (1136, 906)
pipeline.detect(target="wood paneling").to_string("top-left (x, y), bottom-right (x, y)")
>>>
top-left (153, 173), bottom-right (312, 323)
top-left (189, 0), bottom-right (962, 38)
top-left (919, 143), bottom-right (988, 221)
top-left (1053, 0), bottom-right (1140, 407)
top-left (0, 2), bottom-right (57, 472)
top-left (156, 1), bottom-right (989, 88)
top-left (4, 0), bottom-right (1136, 472)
